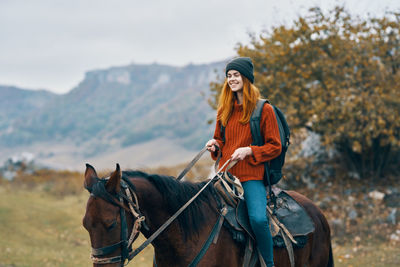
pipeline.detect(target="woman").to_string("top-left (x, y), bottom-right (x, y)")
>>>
top-left (205, 57), bottom-right (281, 267)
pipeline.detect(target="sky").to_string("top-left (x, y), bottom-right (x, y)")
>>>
top-left (1, 0), bottom-right (399, 94)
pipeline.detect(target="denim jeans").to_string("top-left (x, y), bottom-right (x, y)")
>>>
top-left (242, 180), bottom-right (274, 267)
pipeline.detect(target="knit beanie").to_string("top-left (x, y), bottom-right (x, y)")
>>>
top-left (225, 57), bottom-right (254, 84)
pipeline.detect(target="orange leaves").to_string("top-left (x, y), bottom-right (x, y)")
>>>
top-left (352, 141), bottom-right (362, 153)
top-left (209, 5), bottom-right (400, 178)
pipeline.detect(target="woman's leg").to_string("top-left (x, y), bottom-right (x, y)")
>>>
top-left (242, 180), bottom-right (274, 267)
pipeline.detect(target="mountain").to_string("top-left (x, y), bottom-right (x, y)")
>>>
top-left (0, 61), bottom-right (226, 169)
top-left (0, 85), bottom-right (59, 134)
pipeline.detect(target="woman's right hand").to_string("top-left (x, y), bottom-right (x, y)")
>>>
top-left (205, 139), bottom-right (219, 152)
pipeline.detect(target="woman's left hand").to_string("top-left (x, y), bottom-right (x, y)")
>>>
top-left (231, 147), bottom-right (253, 161)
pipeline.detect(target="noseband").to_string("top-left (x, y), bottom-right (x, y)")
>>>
top-left (85, 177), bottom-right (147, 266)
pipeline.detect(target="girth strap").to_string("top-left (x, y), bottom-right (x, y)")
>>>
top-left (188, 208), bottom-right (226, 267)
top-left (242, 238), bottom-right (253, 267)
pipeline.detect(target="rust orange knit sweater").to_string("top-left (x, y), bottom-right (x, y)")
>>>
top-left (212, 101), bottom-right (282, 182)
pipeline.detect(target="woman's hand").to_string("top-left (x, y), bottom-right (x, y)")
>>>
top-left (231, 147), bottom-right (253, 161)
top-left (205, 139), bottom-right (219, 152)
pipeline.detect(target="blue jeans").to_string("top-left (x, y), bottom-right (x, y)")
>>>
top-left (242, 180), bottom-right (274, 267)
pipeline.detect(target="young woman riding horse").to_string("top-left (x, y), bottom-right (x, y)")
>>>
top-left (206, 57), bottom-right (280, 267)
top-left (83, 164), bottom-right (333, 266)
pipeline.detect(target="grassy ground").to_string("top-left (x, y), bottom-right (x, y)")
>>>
top-left (0, 168), bottom-right (399, 266)
top-left (332, 243), bottom-right (400, 267)
top-left (0, 187), bottom-right (153, 267)
top-left (0, 187), bottom-right (90, 266)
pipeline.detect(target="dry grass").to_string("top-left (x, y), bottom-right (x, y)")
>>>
top-left (0, 187), bottom-right (91, 266)
top-left (333, 242), bottom-right (400, 267)
top-left (0, 186), bottom-right (154, 267)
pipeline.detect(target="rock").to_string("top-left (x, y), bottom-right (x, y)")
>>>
top-left (387, 208), bottom-right (398, 225)
top-left (348, 209), bottom-right (358, 220)
top-left (368, 190), bottom-right (385, 201)
top-left (344, 189), bottom-right (353, 196)
top-left (384, 192), bottom-right (400, 208)
top-left (301, 175), bottom-right (316, 189)
top-left (390, 233), bottom-right (400, 242)
top-left (348, 171), bottom-right (360, 180)
top-left (299, 132), bottom-right (322, 158)
top-left (331, 218), bottom-right (346, 237)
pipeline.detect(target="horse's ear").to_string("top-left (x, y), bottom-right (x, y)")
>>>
top-left (84, 163), bottom-right (98, 191)
top-left (106, 163), bottom-right (121, 194)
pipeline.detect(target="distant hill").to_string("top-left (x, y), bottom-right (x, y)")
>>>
top-left (0, 85), bottom-right (59, 134)
top-left (0, 61), bottom-right (226, 169)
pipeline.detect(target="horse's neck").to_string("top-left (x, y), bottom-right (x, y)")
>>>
top-left (133, 177), bottom-right (220, 264)
top-left (132, 178), bottom-right (167, 232)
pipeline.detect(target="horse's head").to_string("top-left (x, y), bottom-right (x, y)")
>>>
top-left (83, 163), bottom-right (144, 266)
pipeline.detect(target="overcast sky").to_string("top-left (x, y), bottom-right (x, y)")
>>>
top-left (1, 0), bottom-right (399, 94)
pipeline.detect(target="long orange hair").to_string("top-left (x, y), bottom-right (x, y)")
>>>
top-left (217, 75), bottom-right (260, 126)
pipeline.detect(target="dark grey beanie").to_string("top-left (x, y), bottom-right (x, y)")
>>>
top-left (225, 57), bottom-right (254, 84)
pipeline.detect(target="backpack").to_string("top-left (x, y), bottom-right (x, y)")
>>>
top-left (221, 99), bottom-right (290, 185)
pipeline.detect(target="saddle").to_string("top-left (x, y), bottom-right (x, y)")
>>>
top-left (222, 187), bottom-right (314, 248)
top-left (213, 175), bottom-right (315, 267)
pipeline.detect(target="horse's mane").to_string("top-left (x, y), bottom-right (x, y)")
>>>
top-left (122, 170), bottom-right (218, 240)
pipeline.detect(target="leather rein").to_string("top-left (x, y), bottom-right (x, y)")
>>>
top-left (85, 147), bottom-right (236, 266)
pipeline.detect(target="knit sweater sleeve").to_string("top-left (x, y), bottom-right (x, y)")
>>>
top-left (248, 103), bottom-right (282, 165)
top-left (210, 118), bottom-right (225, 160)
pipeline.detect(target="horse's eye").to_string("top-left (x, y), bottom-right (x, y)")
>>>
top-left (106, 220), bottom-right (117, 231)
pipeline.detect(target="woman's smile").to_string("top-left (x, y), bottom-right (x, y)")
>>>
top-left (227, 70), bottom-right (244, 92)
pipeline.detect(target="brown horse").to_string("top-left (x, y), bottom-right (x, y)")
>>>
top-left (83, 164), bottom-right (333, 267)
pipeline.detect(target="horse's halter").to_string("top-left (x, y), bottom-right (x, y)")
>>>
top-left (85, 177), bottom-right (147, 266)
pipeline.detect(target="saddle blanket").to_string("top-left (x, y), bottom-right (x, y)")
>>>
top-left (223, 187), bottom-right (315, 248)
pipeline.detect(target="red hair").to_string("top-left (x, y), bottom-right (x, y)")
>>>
top-left (217, 75), bottom-right (260, 126)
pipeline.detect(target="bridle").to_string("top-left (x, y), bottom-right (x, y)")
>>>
top-left (85, 177), bottom-right (147, 266)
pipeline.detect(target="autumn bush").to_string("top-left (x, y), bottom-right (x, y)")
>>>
top-left (210, 6), bottom-right (400, 180)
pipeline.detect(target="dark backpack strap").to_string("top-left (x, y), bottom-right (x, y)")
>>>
top-left (250, 99), bottom-right (267, 146)
top-left (249, 99), bottom-right (274, 202)
top-left (272, 106), bottom-right (290, 149)
top-left (220, 123), bottom-right (226, 144)
top-left (270, 106), bottom-right (290, 174)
